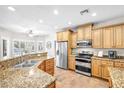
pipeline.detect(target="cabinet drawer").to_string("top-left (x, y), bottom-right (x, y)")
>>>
top-left (115, 62), bottom-right (124, 68)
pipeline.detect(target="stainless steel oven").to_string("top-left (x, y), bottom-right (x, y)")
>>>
top-left (76, 40), bottom-right (92, 48)
top-left (75, 51), bottom-right (93, 76)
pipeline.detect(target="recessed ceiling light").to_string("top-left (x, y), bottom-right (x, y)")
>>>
top-left (91, 13), bottom-right (97, 16)
top-left (54, 26), bottom-right (58, 29)
top-left (68, 21), bottom-right (72, 25)
top-left (54, 9), bottom-right (59, 15)
top-left (8, 6), bottom-right (16, 12)
top-left (39, 20), bottom-right (43, 23)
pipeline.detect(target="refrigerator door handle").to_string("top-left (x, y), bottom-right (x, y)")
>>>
top-left (57, 50), bottom-right (59, 55)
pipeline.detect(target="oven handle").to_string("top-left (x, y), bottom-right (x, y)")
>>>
top-left (75, 58), bottom-right (91, 61)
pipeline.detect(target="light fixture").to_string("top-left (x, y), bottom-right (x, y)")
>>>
top-left (54, 26), bottom-right (58, 29)
top-left (91, 13), bottom-right (97, 17)
top-left (28, 30), bottom-right (34, 37)
top-left (39, 19), bottom-right (43, 23)
top-left (8, 6), bottom-right (16, 12)
top-left (80, 9), bottom-right (88, 15)
top-left (53, 9), bottom-right (59, 15)
top-left (68, 21), bottom-right (72, 25)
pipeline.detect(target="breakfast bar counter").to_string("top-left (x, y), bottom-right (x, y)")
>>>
top-left (0, 56), bottom-right (56, 88)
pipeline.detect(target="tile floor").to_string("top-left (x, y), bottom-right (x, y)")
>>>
top-left (55, 67), bottom-right (109, 88)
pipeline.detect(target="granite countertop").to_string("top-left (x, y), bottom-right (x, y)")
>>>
top-left (0, 57), bottom-right (55, 88)
top-left (108, 67), bottom-right (124, 88)
top-left (92, 56), bottom-right (124, 62)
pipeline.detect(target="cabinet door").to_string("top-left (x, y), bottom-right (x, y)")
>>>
top-left (38, 61), bottom-right (45, 71)
top-left (92, 59), bottom-right (101, 77)
top-left (114, 61), bottom-right (124, 68)
top-left (45, 58), bottom-right (54, 76)
top-left (84, 25), bottom-right (92, 40)
top-left (71, 32), bottom-right (77, 48)
top-left (62, 31), bottom-right (69, 41)
top-left (114, 25), bottom-right (124, 48)
top-left (101, 60), bottom-right (113, 80)
top-left (68, 55), bottom-right (76, 70)
top-left (92, 29), bottom-right (103, 48)
top-left (77, 27), bottom-right (84, 40)
top-left (103, 27), bottom-right (114, 48)
top-left (57, 32), bottom-right (63, 41)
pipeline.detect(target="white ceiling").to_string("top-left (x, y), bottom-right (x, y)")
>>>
top-left (0, 5), bottom-right (124, 35)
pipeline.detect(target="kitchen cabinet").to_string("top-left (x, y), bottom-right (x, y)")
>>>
top-left (92, 59), bottom-right (102, 78)
top-left (103, 27), bottom-right (114, 48)
top-left (77, 24), bottom-right (92, 40)
top-left (71, 32), bottom-right (77, 48)
top-left (57, 32), bottom-right (63, 41)
top-left (101, 60), bottom-right (113, 80)
top-left (92, 58), bottom-right (113, 80)
top-left (92, 24), bottom-right (124, 48)
top-left (77, 26), bottom-right (84, 40)
top-left (68, 55), bottom-right (76, 70)
top-left (84, 25), bottom-right (92, 40)
top-left (38, 58), bottom-right (54, 76)
top-left (47, 81), bottom-right (56, 88)
top-left (92, 29), bottom-right (103, 48)
top-left (38, 62), bottom-right (45, 71)
top-left (56, 31), bottom-right (71, 41)
top-left (62, 31), bottom-right (69, 41)
top-left (114, 25), bottom-right (124, 48)
top-left (45, 58), bottom-right (54, 76)
top-left (114, 61), bottom-right (124, 68)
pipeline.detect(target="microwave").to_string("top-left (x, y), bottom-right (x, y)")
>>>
top-left (76, 40), bottom-right (92, 48)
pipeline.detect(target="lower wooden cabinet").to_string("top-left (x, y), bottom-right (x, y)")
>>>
top-left (38, 62), bottom-right (45, 71)
top-left (101, 60), bottom-right (113, 80)
top-left (47, 81), bottom-right (56, 88)
top-left (68, 55), bottom-right (76, 70)
top-left (92, 59), bottom-right (102, 78)
top-left (38, 58), bottom-right (54, 76)
top-left (114, 61), bottom-right (124, 68)
top-left (45, 58), bottom-right (54, 76)
top-left (92, 58), bottom-right (113, 80)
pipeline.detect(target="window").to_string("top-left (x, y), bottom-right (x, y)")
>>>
top-left (3, 39), bottom-right (7, 57)
top-left (38, 42), bottom-right (44, 51)
top-left (13, 41), bottom-right (20, 56)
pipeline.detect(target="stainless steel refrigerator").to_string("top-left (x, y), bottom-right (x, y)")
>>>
top-left (56, 42), bottom-right (68, 69)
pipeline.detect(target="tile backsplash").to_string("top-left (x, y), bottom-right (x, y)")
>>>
top-left (72, 48), bottom-right (124, 56)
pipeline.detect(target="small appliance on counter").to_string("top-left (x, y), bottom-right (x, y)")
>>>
top-left (108, 50), bottom-right (117, 59)
top-left (98, 51), bottom-right (103, 57)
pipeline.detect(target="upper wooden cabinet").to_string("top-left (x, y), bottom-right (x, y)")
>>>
top-left (71, 32), bottom-right (77, 48)
top-left (56, 30), bottom-right (71, 41)
top-left (114, 25), bottom-right (124, 48)
top-left (57, 32), bottom-right (63, 41)
top-left (92, 24), bottom-right (124, 48)
top-left (103, 27), bottom-right (114, 48)
top-left (77, 26), bottom-right (84, 40)
top-left (77, 24), bottom-right (92, 40)
top-left (92, 29), bottom-right (103, 48)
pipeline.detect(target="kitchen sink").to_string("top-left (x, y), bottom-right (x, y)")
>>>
top-left (14, 60), bottom-right (38, 68)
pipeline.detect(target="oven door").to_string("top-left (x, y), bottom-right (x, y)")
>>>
top-left (75, 57), bottom-right (91, 63)
top-left (75, 64), bottom-right (91, 76)
top-left (76, 61), bottom-right (91, 68)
